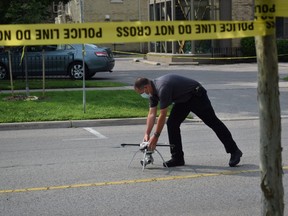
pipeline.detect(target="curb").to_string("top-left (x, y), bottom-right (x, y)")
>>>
top-left (140, 59), bottom-right (161, 65)
top-left (0, 118), bottom-right (147, 131)
top-left (1, 116), bottom-right (288, 131)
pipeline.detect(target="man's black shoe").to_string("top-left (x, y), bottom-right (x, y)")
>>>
top-left (229, 149), bottom-right (243, 167)
top-left (163, 158), bottom-right (185, 167)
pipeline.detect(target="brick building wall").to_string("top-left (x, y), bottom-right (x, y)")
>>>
top-left (231, 0), bottom-right (254, 47)
top-left (57, 0), bottom-right (149, 53)
top-left (84, 0), bottom-right (149, 53)
top-left (84, 0), bottom-right (148, 22)
top-left (232, 0), bottom-right (254, 21)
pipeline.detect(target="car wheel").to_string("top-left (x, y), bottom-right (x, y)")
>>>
top-left (68, 62), bottom-right (88, 80)
top-left (0, 63), bottom-right (8, 80)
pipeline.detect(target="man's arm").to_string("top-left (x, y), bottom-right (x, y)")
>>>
top-left (148, 107), bottom-right (168, 150)
top-left (143, 107), bottom-right (157, 141)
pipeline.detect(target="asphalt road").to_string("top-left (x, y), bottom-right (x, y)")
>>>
top-left (99, 59), bottom-right (288, 88)
top-left (0, 60), bottom-right (288, 215)
top-left (0, 119), bottom-right (287, 216)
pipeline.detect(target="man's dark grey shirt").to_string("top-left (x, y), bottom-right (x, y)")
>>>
top-left (150, 74), bottom-right (200, 109)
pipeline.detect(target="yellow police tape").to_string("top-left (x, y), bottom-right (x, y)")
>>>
top-left (258, 0), bottom-right (288, 18)
top-left (0, 0), bottom-right (286, 46)
top-left (0, 20), bottom-right (271, 46)
top-left (275, 0), bottom-right (288, 17)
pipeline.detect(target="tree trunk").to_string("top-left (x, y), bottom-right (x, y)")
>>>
top-left (255, 32), bottom-right (284, 215)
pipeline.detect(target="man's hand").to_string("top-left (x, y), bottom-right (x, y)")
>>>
top-left (148, 135), bottom-right (158, 151)
top-left (139, 141), bottom-right (149, 150)
top-left (143, 134), bottom-right (150, 142)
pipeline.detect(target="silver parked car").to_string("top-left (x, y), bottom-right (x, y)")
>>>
top-left (0, 44), bottom-right (115, 80)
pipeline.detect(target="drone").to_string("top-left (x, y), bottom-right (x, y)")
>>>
top-left (121, 142), bottom-right (173, 171)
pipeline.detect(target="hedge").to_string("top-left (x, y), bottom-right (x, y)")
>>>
top-left (240, 37), bottom-right (288, 62)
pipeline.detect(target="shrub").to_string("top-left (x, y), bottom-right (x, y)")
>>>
top-left (240, 37), bottom-right (288, 62)
top-left (277, 39), bottom-right (288, 62)
top-left (240, 37), bottom-right (256, 57)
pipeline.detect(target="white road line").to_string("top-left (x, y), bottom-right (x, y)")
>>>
top-left (83, 127), bottom-right (107, 139)
top-left (62, 138), bottom-right (102, 141)
top-left (62, 128), bottom-right (107, 141)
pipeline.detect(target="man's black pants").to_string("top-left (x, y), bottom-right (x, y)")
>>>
top-left (166, 87), bottom-right (238, 159)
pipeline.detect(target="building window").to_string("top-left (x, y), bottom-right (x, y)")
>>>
top-left (111, 0), bottom-right (123, 3)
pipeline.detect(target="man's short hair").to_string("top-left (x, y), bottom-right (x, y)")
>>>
top-left (134, 77), bottom-right (150, 89)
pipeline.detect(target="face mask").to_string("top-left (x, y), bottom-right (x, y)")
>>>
top-left (141, 92), bottom-right (150, 99)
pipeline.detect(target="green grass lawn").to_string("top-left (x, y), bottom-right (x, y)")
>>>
top-left (0, 90), bottom-right (150, 123)
top-left (0, 79), bottom-right (154, 123)
top-left (0, 79), bottom-right (126, 90)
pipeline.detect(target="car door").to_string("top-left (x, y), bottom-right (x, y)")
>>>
top-left (41, 44), bottom-right (74, 76)
top-left (24, 46), bottom-right (44, 76)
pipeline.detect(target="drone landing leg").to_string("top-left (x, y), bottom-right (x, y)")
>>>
top-left (155, 149), bottom-right (168, 168)
top-left (142, 149), bottom-right (147, 171)
top-left (128, 150), bottom-right (140, 168)
top-left (127, 148), bottom-right (168, 171)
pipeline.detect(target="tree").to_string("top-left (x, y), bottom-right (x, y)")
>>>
top-left (0, 0), bottom-right (70, 24)
top-left (255, 2), bottom-right (284, 215)
top-left (0, 1), bottom-right (11, 24)
top-left (255, 33), bottom-right (284, 216)
top-left (5, 0), bottom-right (47, 24)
